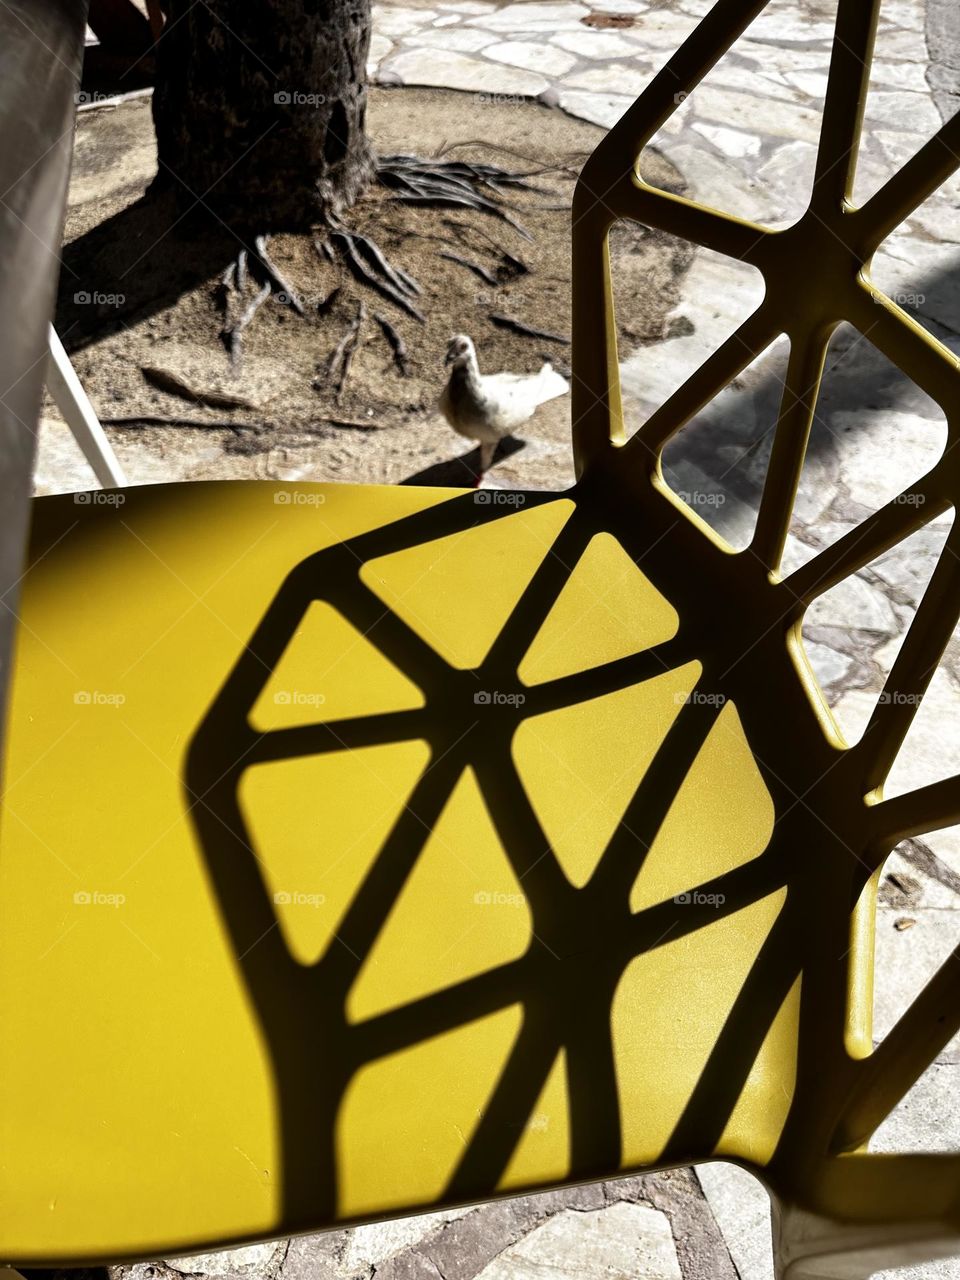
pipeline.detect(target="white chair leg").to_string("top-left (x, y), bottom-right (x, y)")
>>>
top-left (46, 324), bottom-right (127, 488)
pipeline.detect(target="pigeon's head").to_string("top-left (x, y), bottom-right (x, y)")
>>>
top-left (445, 334), bottom-right (475, 368)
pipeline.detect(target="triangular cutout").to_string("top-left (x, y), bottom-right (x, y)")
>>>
top-left (238, 740), bottom-right (430, 966)
top-left (497, 1050), bottom-right (570, 1193)
top-left (869, 180), bottom-right (960, 360)
top-left (783, 323), bottom-right (948, 576)
top-left (512, 661), bottom-right (701, 888)
top-left (629, 700), bottom-right (775, 913)
top-left (798, 513), bottom-right (953, 747)
top-left (614, 227), bottom-right (765, 449)
top-left (874, 833), bottom-right (960, 1045)
top-left (868, 1060), bottom-right (959, 1154)
top-left (851, 10), bottom-right (946, 208)
top-left (869, 837), bottom-right (960, 1154)
top-left (347, 768), bottom-right (532, 1021)
top-left (658, 335), bottom-right (790, 550)
top-left (885, 608), bottom-right (960, 801)
top-left (360, 499), bottom-right (574, 670)
top-left (250, 601), bottom-right (425, 731)
top-left (518, 532), bottom-right (679, 686)
top-left (636, 0), bottom-right (837, 225)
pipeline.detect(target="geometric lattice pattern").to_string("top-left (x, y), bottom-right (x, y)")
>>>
top-left (4, 4), bottom-right (960, 1279)
top-left (570, 0), bottom-right (960, 1272)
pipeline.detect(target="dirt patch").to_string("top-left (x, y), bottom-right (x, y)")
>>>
top-left (48, 87), bottom-right (691, 491)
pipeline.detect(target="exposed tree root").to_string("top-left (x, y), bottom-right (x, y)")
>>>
top-left (440, 251), bottom-right (499, 287)
top-left (220, 234), bottom-right (304, 364)
top-left (327, 225), bottom-right (425, 322)
top-left (254, 234), bottom-right (305, 314)
top-left (489, 312), bottom-right (569, 344)
top-left (212, 157), bottom-right (559, 392)
top-left (374, 311), bottom-right (410, 376)
top-left (377, 153), bottom-right (536, 241)
top-left (321, 298), bottom-right (367, 402)
top-left (101, 415), bottom-right (250, 432)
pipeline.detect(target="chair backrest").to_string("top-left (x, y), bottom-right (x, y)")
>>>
top-left (566, 0), bottom-right (960, 1221)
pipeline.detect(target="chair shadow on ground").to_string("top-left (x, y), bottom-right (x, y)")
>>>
top-left (55, 190), bottom-right (241, 353)
top-left (184, 480), bottom-right (869, 1232)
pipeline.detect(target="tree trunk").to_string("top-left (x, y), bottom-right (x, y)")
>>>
top-left (153, 0), bottom-right (374, 229)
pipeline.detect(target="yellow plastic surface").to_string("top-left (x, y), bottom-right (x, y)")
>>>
top-left (5, 0), bottom-right (960, 1270)
top-left (0, 480), bottom-right (791, 1262)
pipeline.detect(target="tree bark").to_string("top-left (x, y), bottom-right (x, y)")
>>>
top-left (153, 0), bottom-right (374, 229)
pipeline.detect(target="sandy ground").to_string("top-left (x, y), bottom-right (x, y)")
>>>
top-left (42, 86), bottom-right (691, 492)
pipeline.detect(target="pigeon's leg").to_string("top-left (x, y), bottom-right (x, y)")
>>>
top-left (479, 440), bottom-right (497, 477)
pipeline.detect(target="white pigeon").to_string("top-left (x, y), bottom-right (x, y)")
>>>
top-left (439, 334), bottom-right (569, 475)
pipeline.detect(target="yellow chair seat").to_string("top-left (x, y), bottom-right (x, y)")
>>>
top-left (1, 478), bottom-right (803, 1264)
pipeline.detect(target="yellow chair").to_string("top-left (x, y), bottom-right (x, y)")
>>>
top-left (3, 0), bottom-right (960, 1275)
